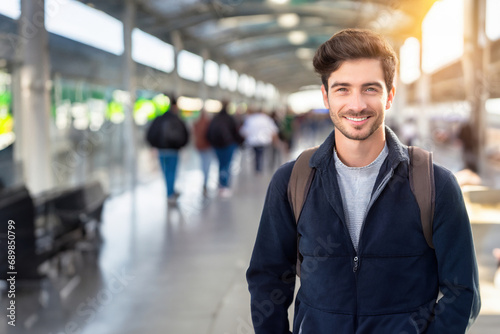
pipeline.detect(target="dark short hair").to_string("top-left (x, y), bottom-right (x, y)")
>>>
top-left (313, 28), bottom-right (398, 92)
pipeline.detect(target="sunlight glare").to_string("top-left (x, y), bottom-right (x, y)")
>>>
top-left (400, 37), bottom-right (421, 84)
top-left (0, 0), bottom-right (20, 19)
top-left (486, 0), bottom-right (500, 41)
top-left (45, 0), bottom-right (123, 55)
top-left (422, 0), bottom-right (464, 73)
top-left (132, 29), bottom-right (174, 73)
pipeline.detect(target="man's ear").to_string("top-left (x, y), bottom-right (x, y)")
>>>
top-left (321, 84), bottom-right (330, 109)
top-left (386, 86), bottom-right (396, 110)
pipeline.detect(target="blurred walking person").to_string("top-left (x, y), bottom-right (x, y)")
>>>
top-left (146, 96), bottom-right (189, 204)
top-left (269, 110), bottom-right (286, 171)
top-left (281, 107), bottom-right (296, 155)
top-left (206, 101), bottom-right (243, 198)
top-left (193, 108), bottom-right (213, 195)
top-left (240, 108), bottom-right (278, 174)
top-left (458, 121), bottom-right (479, 173)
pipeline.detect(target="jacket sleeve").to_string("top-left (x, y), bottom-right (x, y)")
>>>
top-left (425, 169), bottom-right (481, 333)
top-left (246, 162), bottom-right (297, 334)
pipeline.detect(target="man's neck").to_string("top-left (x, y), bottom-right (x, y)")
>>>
top-left (334, 127), bottom-right (386, 167)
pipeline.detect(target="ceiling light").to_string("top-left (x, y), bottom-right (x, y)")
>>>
top-left (269, 0), bottom-right (290, 4)
top-left (178, 96), bottom-right (203, 111)
top-left (204, 99), bottom-right (223, 113)
top-left (288, 31), bottom-right (308, 45)
top-left (278, 13), bottom-right (300, 28)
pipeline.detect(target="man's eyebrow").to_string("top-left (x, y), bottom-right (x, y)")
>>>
top-left (330, 82), bottom-right (351, 89)
top-left (362, 82), bottom-right (384, 89)
top-left (330, 82), bottom-right (384, 89)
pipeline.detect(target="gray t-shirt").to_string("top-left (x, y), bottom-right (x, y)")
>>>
top-left (334, 144), bottom-right (389, 252)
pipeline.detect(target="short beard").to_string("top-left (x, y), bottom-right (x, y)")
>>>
top-left (332, 111), bottom-right (384, 141)
top-left (336, 122), bottom-right (381, 141)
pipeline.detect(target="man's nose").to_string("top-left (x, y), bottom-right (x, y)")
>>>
top-left (346, 92), bottom-right (367, 112)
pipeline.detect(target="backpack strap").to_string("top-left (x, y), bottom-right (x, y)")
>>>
top-left (408, 146), bottom-right (435, 249)
top-left (288, 146), bottom-right (318, 277)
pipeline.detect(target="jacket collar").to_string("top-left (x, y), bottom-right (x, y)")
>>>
top-left (309, 125), bottom-right (409, 171)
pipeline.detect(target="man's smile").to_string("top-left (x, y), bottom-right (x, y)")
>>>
top-left (345, 116), bottom-right (369, 122)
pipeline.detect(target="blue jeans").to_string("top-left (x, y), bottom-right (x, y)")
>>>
top-left (158, 149), bottom-right (179, 197)
top-left (199, 149), bottom-right (212, 187)
top-left (214, 144), bottom-right (236, 188)
top-left (253, 146), bottom-right (265, 173)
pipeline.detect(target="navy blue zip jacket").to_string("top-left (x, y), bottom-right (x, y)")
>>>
top-left (246, 127), bottom-right (480, 334)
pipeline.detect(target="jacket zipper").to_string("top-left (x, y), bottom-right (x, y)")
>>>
top-left (352, 170), bottom-right (394, 274)
top-left (352, 169), bottom-right (395, 333)
top-left (353, 254), bottom-right (359, 332)
top-left (353, 256), bottom-right (359, 272)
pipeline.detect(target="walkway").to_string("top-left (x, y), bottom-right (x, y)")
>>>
top-left (1, 128), bottom-right (500, 333)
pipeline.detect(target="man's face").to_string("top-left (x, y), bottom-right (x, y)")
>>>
top-left (321, 58), bottom-right (395, 141)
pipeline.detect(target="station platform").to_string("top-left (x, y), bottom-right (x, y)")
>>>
top-left (2, 128), bottom-right (500, 334)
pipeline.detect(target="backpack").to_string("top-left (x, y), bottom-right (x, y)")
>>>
top-left (146, 113), bottom-right (188, 149)
top-left (288, 146), bottom-right (435, 277)
top-left (206, 114), bottom-right (240, 147)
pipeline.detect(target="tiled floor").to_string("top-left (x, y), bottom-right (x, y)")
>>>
top-left (1, 131), bottom-right (500, 334)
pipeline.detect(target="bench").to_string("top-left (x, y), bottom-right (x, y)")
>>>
top-left (0, 181), bottom-right (108, 280)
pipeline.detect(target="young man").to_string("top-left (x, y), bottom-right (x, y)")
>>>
top-left (246, 29), bottom-right (480, 333)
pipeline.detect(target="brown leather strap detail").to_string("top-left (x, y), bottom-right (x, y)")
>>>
top-left (409, 146), bottom-right (435, 249)
top-left (288, 146), bottom-right (318, 277)
top-left (288, 147), bottom-right (318, 223)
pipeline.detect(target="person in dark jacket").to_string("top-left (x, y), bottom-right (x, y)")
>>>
top-left (206, 101), bottom-right (243, 198)
top-left (246, 28), bottom-right (480, 334)
top-left (146, 96), bottom-right (189, 204)
top-left (457, 121), bottom-right (479, 173)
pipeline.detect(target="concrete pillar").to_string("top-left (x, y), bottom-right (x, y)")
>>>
top-left (392, 77), bottom-right (407, 123)
top-left (171, 30), bottom-right (183, 98)
top-left (414, 30), bottom-right (431, 149)
top-left (391, 44), bottom-right (407, 129)
top-left (17, 0), bottom-right (53, 195)
top-left (417, 72), bottom-right (432, 149)
top-left (463, 0), bottom-right (488, 174)
top-left (200, 48), bottom-right (210, 101)
top-left (123, 0), bottom-right (137, 191)
top-left (12, 54), bottom-right (22, 174)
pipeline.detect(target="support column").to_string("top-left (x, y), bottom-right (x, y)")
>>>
top-left (393, 77), bottom-right (407, 122)
top-left (17, 0), bottom-right (52, 195)
top-left (463, 0), bottom-right (488, 174)
top-left (415, 32), bottom-right (431, 150)
top-left (417, 73), bottom-right (431, 148)
top-left (391, 44), bottom-right (408, 130)
top-left (171, 30), bottom-right (183, 98)
top-left (200, 48), bottom-right (210, 101)
top-left (12, 51), bottom-right (23, 179)
top-left (123, 0), bottom-right (137, 191)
